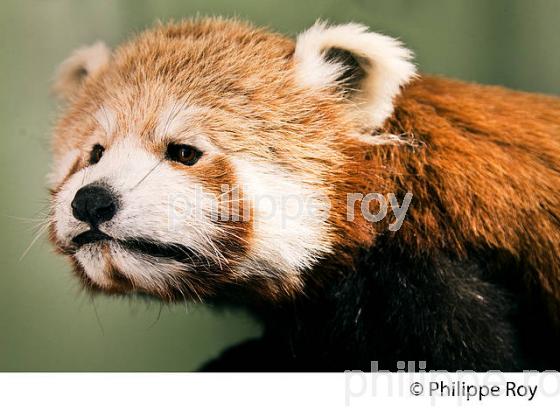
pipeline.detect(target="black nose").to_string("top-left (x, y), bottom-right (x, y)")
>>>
top-left (71, 183), bottom-right (118, 226)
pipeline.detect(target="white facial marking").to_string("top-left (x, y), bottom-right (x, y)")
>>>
top-left (109, 244), bottom-right (188, 294)
top-left (233, 158), bottom-right (333, 274)
top-left (156, 102), bottom-right (209, 139)
top-left (155, 102), bottom-right (221, 154)
top-left (74, 243), bottom-right (111, 287)
top-left (93, 106), bottom-right (117, 136)
top-left (47, 148), bottom-right (80, 188)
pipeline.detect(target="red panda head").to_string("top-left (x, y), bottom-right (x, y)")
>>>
top-left (48, 18), bottom-right (415, 302)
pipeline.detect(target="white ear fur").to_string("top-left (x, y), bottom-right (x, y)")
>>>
top-left (52, 42), bottom-right (111, 101)
top-left (294, 22), bottom-right (416, 128)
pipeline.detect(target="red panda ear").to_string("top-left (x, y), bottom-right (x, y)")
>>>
top-left (52, 42), bottom-right (111, 101)
top-left (294, 22), bottom-right (416, 128)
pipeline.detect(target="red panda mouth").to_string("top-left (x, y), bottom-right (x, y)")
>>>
top-left (72, 230), bottom-right (200, 264)
top-left (72, 229), bottom-right (111, 245)
top-left (119, 238), bottom-right (201, 264)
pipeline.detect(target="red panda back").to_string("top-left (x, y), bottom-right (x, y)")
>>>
top-left (381, 75), bottom-right (560, 325)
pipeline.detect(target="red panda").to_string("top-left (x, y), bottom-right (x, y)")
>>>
top-left (48, 18), bottom-right (560, 371)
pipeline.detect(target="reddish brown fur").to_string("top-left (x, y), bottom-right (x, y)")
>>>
top-left (364, 77), bottom-right (560, 325)
top-left (50, 19), bottom-right (560, 324)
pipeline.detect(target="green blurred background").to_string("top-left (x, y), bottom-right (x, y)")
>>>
top-left (1, 0), bottom-right (559, 371)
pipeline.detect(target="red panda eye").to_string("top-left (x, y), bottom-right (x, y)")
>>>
top-left (89, 144), bottom-right (105, 165)
top-left (166, 144), bottom-right (203, 166)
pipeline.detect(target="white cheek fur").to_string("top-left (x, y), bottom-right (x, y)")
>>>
top-left (75, 242), bottom-right (194, 295)
top-left (108, 244), bottom-right (191, 295)
top-left (74, 244), bottom-right (111, 287)
top-left (232, 158), bottom-right (333, 275)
